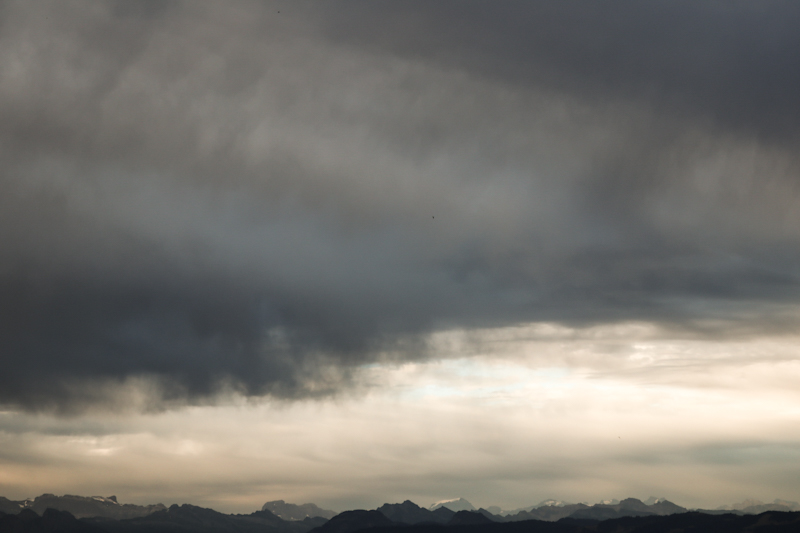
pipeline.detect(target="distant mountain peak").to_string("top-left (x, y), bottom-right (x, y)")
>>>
top-left (430, 498), bottom-right (462, 506)
top-left (536, 499), bottom-right (571, 508)
top-left (774, 499), bottom-right (800, 510)
top-left (732, 499), bottom-right (764, 510)
top-left (714, 498), bottom-right (800, 514)
top-left (90, 495), bottom-right (120, 505)
top-left (429, 498), bottom-right (476, 512)
top-left (376, 500), bottom-right (454, 525)
top-left (310, 509), bottom-right (392, 533)
top-left (262, 500), bottom-right (336, 520)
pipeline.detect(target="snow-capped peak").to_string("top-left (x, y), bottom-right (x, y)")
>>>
top-left (429, 498), bottom-right (476, 512)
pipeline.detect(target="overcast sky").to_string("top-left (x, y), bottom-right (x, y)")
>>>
top-left (1, 0), bottom-right (800, 512)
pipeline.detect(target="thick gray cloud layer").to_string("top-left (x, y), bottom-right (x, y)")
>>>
top-left (1, 0), bottom-right (799, 411)
top-left (320, 0), bottom-right (800, 140)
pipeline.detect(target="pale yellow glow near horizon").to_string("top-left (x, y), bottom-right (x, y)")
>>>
top-left (1, 322), bottom-right (799, 514)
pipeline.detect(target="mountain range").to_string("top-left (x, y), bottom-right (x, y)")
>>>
top-left (376, 501), bottom-right (455, 525)
top-left (0, 494), bottom-right (166, 519)
top-left (261, 502), bottom-right (336, 521)
top-left (714, 499), bottom-right (800, 513)
top-left (2, 493), bottom-right (800, 533)
top-left (417, 497), bottom-right (686, 522)
top-left (3, 503), bottom-right (800, 533)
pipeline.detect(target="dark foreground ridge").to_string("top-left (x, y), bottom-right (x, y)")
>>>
top-left (93, 504), bottom-right (325, 533)
top-left (3, 507), bottom-right (800, 533)
top-left (342, 511), bottom-right (800, 533)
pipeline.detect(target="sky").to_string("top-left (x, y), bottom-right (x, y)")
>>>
top-left (1, 0), bottom-right (800, 513)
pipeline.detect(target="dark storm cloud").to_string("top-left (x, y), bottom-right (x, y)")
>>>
top-left (1, 0), bottom-right (799, 411)
top-left (319, 0), bottom-right (800, 141)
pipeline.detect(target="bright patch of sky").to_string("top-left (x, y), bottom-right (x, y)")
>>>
top-left (1, 322), bottom-right (799, 513)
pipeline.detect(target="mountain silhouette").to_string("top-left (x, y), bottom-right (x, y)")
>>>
top-left (376, 501), bottom-right (453, 524)
top-left (429, 499), bottom-right (475, 513)
top-left (3, 504), bottom-right (800, 533)
top-left (0, 495), bottom-right (166, 520)
top-left (304, 510), bottom-right (800, 533)
top-left (0, 508), bottom-right (105, 533)
top-left (93, 504), bottom-right (319, 533)
top-left (568, 498), bottom-right (662, 520)
top-left (3, 493), bottom-right (800, 533)
top-left (262, 502), bottom-right (336, 521)
top-left (0, 498), bottom-right (20, 516)
top-left (308, 510), bottom-right (393, 533)
top-left (499, 497), bottom-right (686, 522)
top-left (447, 511), bottom-right (494, 526)
top-left (502, 504), bottom-right (588, 522)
